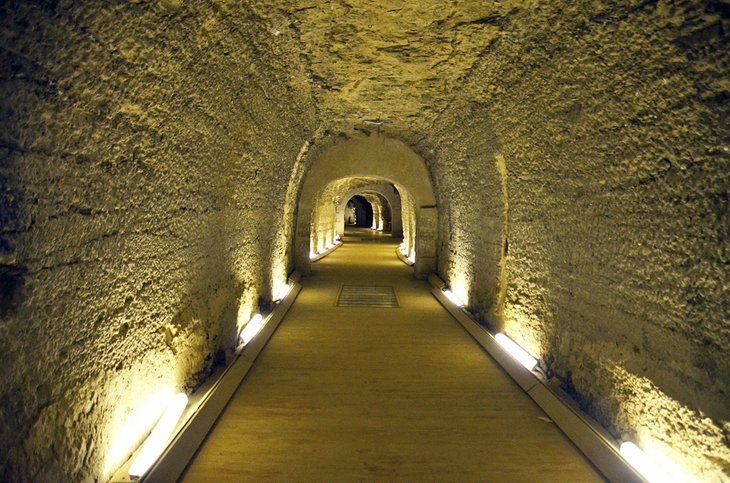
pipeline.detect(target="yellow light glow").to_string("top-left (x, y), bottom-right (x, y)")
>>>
top-left (104, 382), bottom-right (176, 477)
top-left (495, 333), bottom-right (538, 371)
top-left (128, 393), bottom-right (188, 479)
top-left (620, 441), bottom-right (675, 483)
top-left (309, 252), bottom-right (316, 259)
top-left (239, 314), bottom-right (265, 345)
top-left (443, 289), bottom-right (463, 307)
top-left (645, 443), bottom-right (695, 482)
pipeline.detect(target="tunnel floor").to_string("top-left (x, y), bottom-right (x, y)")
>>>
top-left (180, 229), bottom-right (602, 482)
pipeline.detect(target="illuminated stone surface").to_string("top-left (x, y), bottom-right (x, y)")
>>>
top-left (0, 0), bottom-right (728, 481)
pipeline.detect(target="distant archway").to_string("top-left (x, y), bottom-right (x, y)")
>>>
top-left (348, 195), bottom-right (373, 227)
top-left (295, 136), bottom-right (437, 278)
top-left (338, 182), bottom-right (402, 236)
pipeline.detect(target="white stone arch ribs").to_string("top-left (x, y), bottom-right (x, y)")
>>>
top-left (295, 136), bottom-right (437, 278)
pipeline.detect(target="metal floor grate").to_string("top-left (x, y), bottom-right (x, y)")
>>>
top-left (337, 285), bottom-right (399, 308)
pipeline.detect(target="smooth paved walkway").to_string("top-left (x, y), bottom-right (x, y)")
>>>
top-left (181, 228), bottom-right (602, 482)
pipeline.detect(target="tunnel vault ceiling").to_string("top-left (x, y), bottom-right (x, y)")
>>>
top-left (1, 0), bottom-right (729, 481)
top-left (251, 0), bottom-right (520, 139)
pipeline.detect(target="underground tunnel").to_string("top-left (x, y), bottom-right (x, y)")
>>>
top-left (0, 0), bottom-right (728, 481)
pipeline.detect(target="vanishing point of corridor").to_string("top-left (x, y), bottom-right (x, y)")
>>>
top-left (181, 230), bottom-right (601, 482)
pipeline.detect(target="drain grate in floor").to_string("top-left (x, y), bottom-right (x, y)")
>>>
top-left (337, 285), bottom-right (399, 308)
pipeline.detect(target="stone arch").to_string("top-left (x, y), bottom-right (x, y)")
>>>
top-left (296, 136), bottom-right (437, 278)
top-left (360, 192), bottom-right (387, 230)
top-left (336, 182), bottom-right (402, 236)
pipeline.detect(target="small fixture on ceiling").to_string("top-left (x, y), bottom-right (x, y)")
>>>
top-left (364, 118), bottom-right (385, 137)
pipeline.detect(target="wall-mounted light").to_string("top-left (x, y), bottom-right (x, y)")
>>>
top-left (407, 253), bottom-right (415, 263)
top-left (443, 289), bottom-right (463, 307)
top-left (128, 393), bottom-right (188, 479)
top-left (309, 252), bottom-right (316, 259)
top-left (239, 314), bottom-right (265, 345)
top-left (335, 234), bottom-right (341, 242)
top-left (495, 333), bottom-right (537, 371)
top-left (620, 442), bottom-right (674, 483)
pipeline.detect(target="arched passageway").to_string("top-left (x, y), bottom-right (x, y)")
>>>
top-left (338, 182), bottom-right (403, 236)
top-left (1, 2), bottom-right (727, 481)
top-left (295, 136), bottom-right (437, 278)
top-left (346, 195), bottom-right (372, 228)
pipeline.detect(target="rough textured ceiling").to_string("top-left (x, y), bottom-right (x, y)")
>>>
top-left (253, 0), bottom-right (522, 140)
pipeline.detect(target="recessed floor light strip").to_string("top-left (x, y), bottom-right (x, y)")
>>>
top-left (109, 276), bottom-right (303, 483)
top-left (395, 246), bottom-right (414, 266)
top-left (429, 276), bottom-right (645, 483)
top-left (310, 240), bottom-right (342, 262)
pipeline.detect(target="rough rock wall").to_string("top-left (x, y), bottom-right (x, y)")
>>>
top-left (0, 1), bottom-right (317, 481)
top-left (422, 0), bottom-right (729, 478)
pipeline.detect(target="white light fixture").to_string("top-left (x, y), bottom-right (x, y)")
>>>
top-left (128, 393), bottom-right (188, 479)
top-left (309, 252), bottom-right (316, 259)
top-left (407, 254), bottom-right (415, 263)
top-left (274, 283), bottom-right (291, 302)
top-left (495, 333), bottom-right (537, 371)
top-left (239, 314), bottom-right (265, 345)
top-left (443, 289), bottom-right (463, 307)
top-left (334, 234), bottom-right (341, 242)
top-left (620, 441), bottom-right (674, 483)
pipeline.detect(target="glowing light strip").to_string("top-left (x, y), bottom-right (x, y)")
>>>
top-left (128, 393), bottom-right (188, 479)
top-left (443, 289), bottom-right (463, 307)
top-left (620, 442), bottom-right (675, 483)
top-left (274, 284), bottom-right (291, 302)
top-left (495, 333), bottom-right (537, 371)
top-left (239, 314), bottom-right (265, 345)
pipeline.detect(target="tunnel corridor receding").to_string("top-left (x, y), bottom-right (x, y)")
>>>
top-left (1, 1), bottom-right (728, 481)
top-left (180, 235), bottom-right (602, 482)
top-left (296, 136), bottom-right (437, 279)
